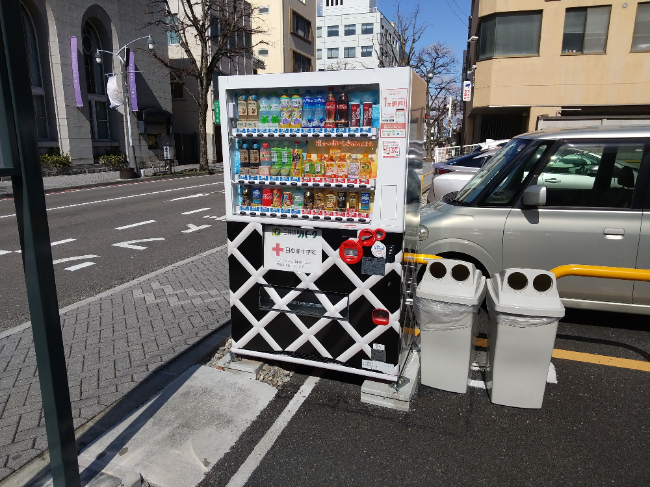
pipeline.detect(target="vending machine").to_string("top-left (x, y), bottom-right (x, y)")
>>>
top-left (220, 67), bottom-right (425, 381)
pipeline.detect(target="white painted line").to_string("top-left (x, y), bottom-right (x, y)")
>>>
top-left (53, 255), bottom-right (99, 265)
top-left (14, 250), bottom-right (21, 253)
top-left (468, 379), bottom-right (487, 390)
top-left (0, 214), bottom-right (16, 219)
top-left (65, 262), bottom-right (95, 271)
top-left (547, 362), bottom-right (557, 384)
top-left (113, 238), bottom-right (165, 250)
top-left (0, 244), bottom-right (227, 341)
top-left (51, 238), bottom-right (76, 246)
top-left (39, 182), bottom-right (221, 213)
top-left (226, 376), bottom-right (320, 487)
top-left (181, 224), bottom-right (211, 233)
top-left (115, 220), bottom-right (156, 230)
top-left (203, 215), bottom-right (227, 221)
top-left (169, 193), bottom-right (209, 202)
top-left (182, 208), bottom-right (211, 215)
top-left (0, 250), bottom-right (12, 256)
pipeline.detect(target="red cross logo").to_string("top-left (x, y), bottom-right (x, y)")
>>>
top-left (272, 243), bottom-right (284, 256)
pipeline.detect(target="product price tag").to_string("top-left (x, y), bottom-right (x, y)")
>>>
top-left (382, 140), bottom-right (400, 158)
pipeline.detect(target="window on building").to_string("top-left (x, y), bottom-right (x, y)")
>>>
top-left (82, 21), bottom-right (110, 141)
top-left (20, 6), bottom-right (48, 140)
top-left (292, 11), bottom-right (311, 41)
top-left (361, 45), bottom-right (373, 57)
top-left (345, 24), bottom-right (356, 36)
top-left (258, 48), bottom-right (269, 56)
top-left (317, 48), bottom-right (322, 59)
top-left (147, 134), bottom-right (159, 149)
top-left (293, 51), bottom-right (312, 72)
top-left (167, 14), bottom-right (180, 45)
top-left (478, 11), bottom-right (542, 60)
top-left (361, 23), bottom-right (373, 35)
top-left (327, 25), bottom-right (339, 37)
top-left (632, 2), bottom-right (650, 52)
top-left (171, 74), bottom-right (184, 99)
top-left (258, 5), bottom-right (270, 14)
top-left (327, 47), bottom-right (339, 58)
top-left (317, 26), bottom-right (322, 37)
top-left (561, 6), bottom-right (611, 54)
top-left (344, 47), bottom-right (356, 58)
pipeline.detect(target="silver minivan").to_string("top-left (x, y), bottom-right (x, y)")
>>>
top-left (419, 126), bottom-right (650, 315)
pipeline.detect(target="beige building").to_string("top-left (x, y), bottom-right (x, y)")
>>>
top-left (251, 0), bottom-right (316, 73)
top-left (463, 0), bottom-right (650, 144)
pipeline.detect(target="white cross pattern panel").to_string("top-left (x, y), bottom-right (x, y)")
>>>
top-left (227, 221), bottom-right (414, 381)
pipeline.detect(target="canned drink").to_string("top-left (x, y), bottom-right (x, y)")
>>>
top-left (350, 103), bottom-right (361, 127)
top-left (262, 188), bottom-right (273, 207)
top-left (241, 186), bottom-right (252, 206)
top-left (348, 192), bottom-right (358, 209)
top-left (252, 186), bottom-right (262, 206)
top-left (272, 188), bottom-right (282, 207)
top-left (362, 102), bottom-right (373, 128)
top-left (292, 188), bottom-right (303, 209)
top-left (325, 191), bottom-right (336, 210)
top-left (314, 189), bottom-right (326, 209)
top-left (303, 190), bottom-right (314, 209)
top-left (337, 191), bottom-right (347, 210)
top-left (359, 192), bottom-right (370, 210)
top-left (282, 189), bottom-right (293, 208)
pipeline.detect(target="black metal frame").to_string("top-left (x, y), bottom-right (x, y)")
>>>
top-left (0, 1), bottom-right (80, 486)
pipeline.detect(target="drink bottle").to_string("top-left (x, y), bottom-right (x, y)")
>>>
top-left (269, 92), bottom-right (281, 130)
top-left (239, 143), bottom-right (250, 175)
top-left (280, 89), bottom-right (291, 128)
top-left (324, 87), bottom-right (337, 128)
top-left (258, 93), bottom-right (270, 131)
top-left (290, 89), bottom-right (303, 128)
top-left (302, 90), bottom-right (314, 128)
top-left (303, 190), bottom-right (314, 210)
top-left (292, 188), bottom-right (303, 210)
top-left (247, 93), bottom-right (259, 121)
top-left (237, 93), bottom-right (248, 120)
top-left (313, 90), bottom-right (326, 128)
top-left (337, 89), bottom-right (349, 128)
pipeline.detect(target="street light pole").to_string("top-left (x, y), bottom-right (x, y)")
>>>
top-left (95, 35), bottom-right (154, 175)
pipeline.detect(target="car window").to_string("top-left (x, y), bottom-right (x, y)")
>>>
top-left (454, 139), bottom-right (532, 205)
top-left (483, 143), bottom-right (550, 205)
top-left (535, 142), bottom-right (643, 208)
top-left (448, 153), bottom-right (489, 168)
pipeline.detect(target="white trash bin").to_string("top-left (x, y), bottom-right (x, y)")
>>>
top-left (414, 259), bottom-right (486, 393)
top-left (486, 268), bottom-right (565, 409)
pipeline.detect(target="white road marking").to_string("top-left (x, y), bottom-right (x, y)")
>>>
top-left (0, 250), bottom-right (12, 256)
top-left (468, 379), bottom-right (487, 390)
top-left (203, 215), bottom-right (226, 221)
top-left (547, 362), bottom-right (557, 384)
top-left (51, 238), bottom-right (76, 246)
top-left (226, 376), bottom-right (320, 487)
top-left (0, 214), bottom-right (16, 219)
top-left (169, 193), bottom-right (209, 202)
top-left (115, 220), bottom-right (156, 230)
top-left (181, 224), bottom-right (211, 233)
top-left (53, 255), bottom-right (99, 264)
top-left (113, 238), bottom-right (165, 250)
top-left (65, 262), bottom-right (95, 271)
top-left (33, 182), bottom-right (221, 213)
top-left (181, 208), bottom-right (211, 215)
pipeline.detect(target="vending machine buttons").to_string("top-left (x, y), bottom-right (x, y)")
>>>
top-left (339, 240), bottom-right (363, 265)
top-left (372, 308), bottom-right (390, 326)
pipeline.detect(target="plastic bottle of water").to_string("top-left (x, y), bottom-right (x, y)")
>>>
top-left (313, 90), bottom-right (326, 128)
top-left (302, 90), bottom-right (314, 128)
top-left (258, 92), bottom-right (270, 132)
top-left (269, 92), bottom-right (280, 131)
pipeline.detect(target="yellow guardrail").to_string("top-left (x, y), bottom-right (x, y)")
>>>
top-left (551, 264), bottom-right (650, 282)
top-left (403, 252), bottom-right (441, 265)
top-left (421, 170), bottom-right (435, 197)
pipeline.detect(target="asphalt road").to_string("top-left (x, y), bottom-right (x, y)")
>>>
top-left (0, 174), bottom-right (227, 333)
top-left (201, 308), bottom-right (650, 486)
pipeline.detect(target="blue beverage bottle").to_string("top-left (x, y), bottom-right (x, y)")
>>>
top-left (302, 90), bottom-right (314, 128)
top-left (313, 90), bottom-right (326, 128)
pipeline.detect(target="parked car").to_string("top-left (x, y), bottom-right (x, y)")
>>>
top-left (471, 139), bottom-right (510, 153)
top-left (427, 149), bottom-right (499, 203)
top-left (419, 126), bottom-right (650, 314)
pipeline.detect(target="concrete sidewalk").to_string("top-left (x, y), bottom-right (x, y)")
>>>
top-left (0, 245), bottom-right (231, 483)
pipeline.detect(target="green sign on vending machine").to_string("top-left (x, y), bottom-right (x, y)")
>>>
top-left (214, 100), bottom-right (220, 124)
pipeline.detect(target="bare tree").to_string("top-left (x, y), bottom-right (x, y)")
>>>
top-left (146, 0), bottom-right (267, 171)
top-left (325, 59), bottom-right (369, 71)
top-left (413, 43), bottom-right (459, 161)
top-left (375, 0), bottom-right (429, 68)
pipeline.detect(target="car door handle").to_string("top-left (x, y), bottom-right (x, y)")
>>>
top-left (604, 228), bottom-right (625, 239)
top-left (545, 178), bottom-right (560, 183)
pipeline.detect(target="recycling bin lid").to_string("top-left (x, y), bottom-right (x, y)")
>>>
top-left (487, 268), bottom-right (565, 318)
top-left (416, 259), bottom-right (486, 306)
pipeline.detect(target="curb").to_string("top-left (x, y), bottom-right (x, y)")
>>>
top-left (0, 170), bottom-right (222, 200)
top-left (2, 320), bottom-right (232, 487)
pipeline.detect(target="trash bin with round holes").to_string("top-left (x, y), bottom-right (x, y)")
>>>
top-left (485, 268), bottom-right (565, 409)
top-left (414, 259), bottom-right (486, 393)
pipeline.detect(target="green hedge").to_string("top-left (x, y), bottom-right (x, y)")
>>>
top-left (40, 148), bottom-right (72, 176)
top-left (99, 153), bottom-right (128, 170)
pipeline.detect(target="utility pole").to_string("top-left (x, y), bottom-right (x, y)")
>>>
top-left (446, 95), bottom-right (452, 148)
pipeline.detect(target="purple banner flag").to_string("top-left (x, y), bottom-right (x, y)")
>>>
top-left (128, 51), bottom-right (138, 112)
top-left (70, 37), bottom-right (83, 107)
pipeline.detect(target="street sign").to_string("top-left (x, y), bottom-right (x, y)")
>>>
top-left (463, 81), bottom-right (472, 102)
top-left (214, 100), bottom-right (221, 124)
top-left (163, 145), bottom-right (171, 160)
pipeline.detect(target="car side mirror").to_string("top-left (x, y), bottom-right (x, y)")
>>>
top-left (522, 185), bottom-right (546, 206)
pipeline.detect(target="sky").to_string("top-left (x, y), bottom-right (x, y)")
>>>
top-left (377, 0), bottom-right (473, 63)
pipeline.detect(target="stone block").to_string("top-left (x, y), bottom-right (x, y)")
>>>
top-left (361, 351), bottom-right (420, 412)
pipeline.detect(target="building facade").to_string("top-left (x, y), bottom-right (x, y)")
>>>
top-left (18, 0), bottom-right (172, 166)
top-left (463, 0), bottom-right (650, 144)
top-left (315, 0), bottom-right (399, 70)
top-left (251, 0), bottom-right (316, 74)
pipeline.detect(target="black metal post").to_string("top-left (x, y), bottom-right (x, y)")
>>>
top-left (0, 2), bottom-right (81, 486)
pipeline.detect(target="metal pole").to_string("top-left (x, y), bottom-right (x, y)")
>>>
top-left (0, 2), bottom-right (80, 486)
top-left (122, 52), bottom-right (137, 173)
